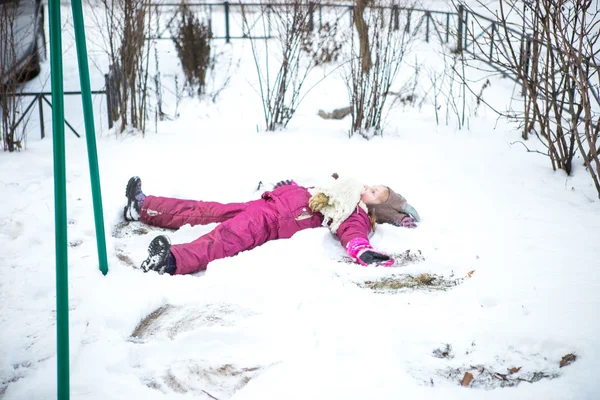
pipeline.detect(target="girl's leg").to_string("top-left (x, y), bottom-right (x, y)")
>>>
top-left (169, 202), bottom-right (279, 274)
top-left (140, 196), bottom-right (262, 230)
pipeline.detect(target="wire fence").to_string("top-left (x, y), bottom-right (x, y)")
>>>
top-left (146, 2), bottom-right (539, 89)
top-left (149, 1), bottom-right (462, 45)
top-left (1, 67), bottom-right (119, 142)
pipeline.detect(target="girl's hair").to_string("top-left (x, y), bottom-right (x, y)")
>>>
top-left (369, 209), bottom-right (377, 232)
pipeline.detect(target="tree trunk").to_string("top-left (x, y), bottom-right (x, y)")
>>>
top-left (353, 0), bottom-right (372, 74)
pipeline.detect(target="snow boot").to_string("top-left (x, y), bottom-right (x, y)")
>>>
top-left (123, 176), bottom-right (146, 221)
top-left (140, 235), bottom-right (173, 274)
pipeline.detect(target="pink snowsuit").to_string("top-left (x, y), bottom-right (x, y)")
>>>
top-left (139, 184), bottom-right (371, 275)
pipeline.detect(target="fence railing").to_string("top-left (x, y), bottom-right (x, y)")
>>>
top-left (3, 91), bottom-right (91, 139)
top-left (147, 2), bottom-right (462, 46)
top-left (7, 3), bottom-right (591, 143)
top-left (144, 1), bottom-right (553, 95)
top-left (146, 1), bottom-right (597, 109)
top-left (457, 5), bottom-right (530, 86)
top-left (1, 65), bottom-right (120, 141)
top-left (456, 4), bottom-right (599, 109)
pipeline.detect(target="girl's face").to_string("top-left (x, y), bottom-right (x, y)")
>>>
top-left (361, 185), bottom-right (389, 205)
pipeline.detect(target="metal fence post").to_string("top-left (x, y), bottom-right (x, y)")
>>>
top-left (464, 8), bottom-right (469, 51)
top-left (155, 4), bottom-right (159, 38)
top-left (104, 74), bottom-right (112, 129)
top-left (522, 34), bottom-right (532, 95)
top-left (446, 13), bottom-right (449, 43)
top-left (524, 34), bottom-right (532, 76)
top-left (425, 11), bottom-right (430, 42)
top-left (457, 4), bottom-right (464, 52)
top-left (318, 3), bottom-right (322, 29)
top-left (308, 2), bottom-right (315, 31)
top-left (38, 94), bottom-right (45, 139)
top-left (224, 2), bottom-right (230, 43)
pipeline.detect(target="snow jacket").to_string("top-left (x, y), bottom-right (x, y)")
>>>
top-left (264, 183), bottom-right (371, 246)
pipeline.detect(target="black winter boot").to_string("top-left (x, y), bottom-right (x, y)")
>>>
top-left (141, 235), bottom-right (172, 274)
top-left (123, 176), bottom-right (146, 221)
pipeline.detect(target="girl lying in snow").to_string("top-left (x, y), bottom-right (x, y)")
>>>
top-left (122, 176), bottom-right (420, 275)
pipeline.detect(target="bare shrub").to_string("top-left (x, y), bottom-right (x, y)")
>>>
top-left (457, 0), bottom-right (600, 198)
top-left (241, 0), bottom-right (331, 131)
top-left (424, 65), bottom-right (446, 126)
top-left (0, 87), bottom-right (27, 152)
top-left (171, 3), bottom-right (214, 98)
top-left (343, 0), bottom-right (413, 138)
top-left (435, 52), bottom-right (471, 130)
top-left (90, 0), bottom-right (153, 135)
top-left (0, 2), bottom-right (40, 151)
top-left (152, 40), bottom-right (165, 126)
top-left (0, 3), bottom-right (22, 151)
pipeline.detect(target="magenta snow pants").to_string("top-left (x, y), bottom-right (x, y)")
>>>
top-left (139, 186), bottom-right (324, 274)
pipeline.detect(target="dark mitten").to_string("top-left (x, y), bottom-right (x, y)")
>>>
top-left (274, 179), bottom-right (298, 189)
top-left (345, 237), bottom-right (394, 267)
top-left (358, 250), bottom-right (393, 265)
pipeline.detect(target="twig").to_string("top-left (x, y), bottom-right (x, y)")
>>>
top-left (509, 141), bottom-right (549, 156)
top-left (201, 389), bottom-right (219, 400)
top-left (581, 191), bottom-right (594, 203)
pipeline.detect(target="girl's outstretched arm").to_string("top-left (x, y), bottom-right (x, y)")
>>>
top-left (336, 208), bottom-right (394, 267)
top-left (336, 207), bottom-right (371, 247)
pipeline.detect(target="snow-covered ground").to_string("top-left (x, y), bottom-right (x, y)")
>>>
top-left (1, 1), bottom-right (599, 399)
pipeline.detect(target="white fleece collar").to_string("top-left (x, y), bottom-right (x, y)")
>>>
top-left (308, 177), bottom-right (367, 234)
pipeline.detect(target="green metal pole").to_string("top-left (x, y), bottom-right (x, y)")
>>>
top-left (48, 0), bottom-right (70, 398)
top-left (71, 0), bottom-right (108, 275)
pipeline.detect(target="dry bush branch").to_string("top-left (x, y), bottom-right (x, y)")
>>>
top-left (89, 0), bottom-right (153, 135)
top-left (344, 0), bottom-right (413, 138)
top-left (241, 0), bottom-right (342, 131)
top-left (171, 3), bottom-right (214, 98)
top-left (456, 0), bottom-right (600, 198)
top-left (0, 2), bottom-right (42, 151)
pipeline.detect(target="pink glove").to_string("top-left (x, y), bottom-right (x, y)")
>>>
top-left (346, 237), bottom-right (394, 267)
top-left (398, 215), bottom-right (417, 228)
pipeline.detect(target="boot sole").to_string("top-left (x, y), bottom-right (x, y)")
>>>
top-left (123, 176), bottom-right (141, 221)
top-left (142, 235), bottom-right (172, 273)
